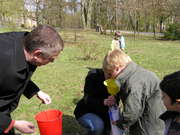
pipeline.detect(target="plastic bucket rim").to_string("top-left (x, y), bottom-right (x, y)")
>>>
top-left (35, 109), bottom-right (63, 122)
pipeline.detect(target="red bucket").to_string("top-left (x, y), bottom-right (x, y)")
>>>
top-left (35, 109), bottom-right (63, 135)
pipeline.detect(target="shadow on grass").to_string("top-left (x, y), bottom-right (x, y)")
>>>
top-left (63, 114), bottom-right (86, 135)
top-left (73, 98), bottom-right (80, 105)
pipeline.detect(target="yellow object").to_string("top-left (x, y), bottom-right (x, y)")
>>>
top-left (104, 79), bottom-right (120, 95)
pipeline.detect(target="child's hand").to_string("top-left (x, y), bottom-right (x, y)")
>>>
top-left (111, 121), bottom-right (117, 125)
top-left (104, 95), bottom-right (116, 106)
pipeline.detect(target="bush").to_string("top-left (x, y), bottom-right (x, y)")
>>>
top-left (164, 23), bottom-right (180, 40)
top-left (77, 41), bottom-right (100, 60)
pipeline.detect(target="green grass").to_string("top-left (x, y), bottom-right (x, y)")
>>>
top-left (0, 26), bottom-right (26, 33)
top-left (8, 29), bottom-right (180, 135)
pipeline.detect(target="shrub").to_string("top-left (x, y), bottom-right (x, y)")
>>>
top-left (77, 41), bottom-right (100, 60)
top-left (164, 23), bottom-right (180, 40)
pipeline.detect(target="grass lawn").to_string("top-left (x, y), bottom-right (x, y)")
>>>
top-left (6, 29), bottom-right (180, 135)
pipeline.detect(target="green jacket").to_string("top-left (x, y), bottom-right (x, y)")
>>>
top-left (116, 62), bottom-right (166, 135)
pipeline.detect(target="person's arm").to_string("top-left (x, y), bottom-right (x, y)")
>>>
top-left (120, 36), bottom-right (125, 49)
top-left (13, 120), bottom-right (35, 134)
top-left (0, 113), bottom-right (13, 134)
top-left (117, 84), bottom-right (144, 130)
top-left (0, 113), bottom-right (35, 134)
top-left (84, 77), bottom-right (105, 107)
top-left (23, 80), bottom-right (51, 104)
top-left (83, 70), bottom-right (108, 112)
top-left (36, 91), bottom-right (51, 104)
top-left (111, 40), bottom-right (115, 50)
top-left (23, 80), bottom-right (40, 99)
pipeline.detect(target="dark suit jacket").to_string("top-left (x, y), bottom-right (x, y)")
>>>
top-left (0, 32), bottom-right (40, 133)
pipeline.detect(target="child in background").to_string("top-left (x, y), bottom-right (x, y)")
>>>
top-left (111, 32), bottom-right (126, 51)
top-left (160, 71), bottom-right (180, 135)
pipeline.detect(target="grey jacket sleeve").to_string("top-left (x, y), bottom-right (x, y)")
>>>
top-left (117, 84), bottom-right (145, 129)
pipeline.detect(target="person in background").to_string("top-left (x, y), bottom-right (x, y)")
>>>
top-left (96, 24), bottom-right (100, 32)
top-left (160, 71), bottom-right (180, 135)
top-left (0, 24), bottom-right (64, 135)
top-left (111, 32), bottom-right (126, 51)
top-left (74, 68), bottom-right (120, 135)
top-left (102, 49), bottom-right (166, 135)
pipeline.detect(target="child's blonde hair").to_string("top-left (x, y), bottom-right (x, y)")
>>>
top-left (103, 49), bottom-right (131, 71)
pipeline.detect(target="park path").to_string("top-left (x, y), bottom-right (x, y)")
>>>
top-left (106, 30), bottom-right (164, 36)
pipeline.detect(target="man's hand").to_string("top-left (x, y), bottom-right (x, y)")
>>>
top-left (13, 120), bottom-right (35, 134)
top-left (37, 91), bottom-right (51, 104)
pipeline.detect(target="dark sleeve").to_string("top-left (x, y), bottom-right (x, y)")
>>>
top-left (23, 80), bottom-right (40, 99)
top-left (0, 113), bottom-right (12, 133)
top-left (83, 69), bottom-right (108, 112)
top-left (160, 111), bottom-right (179, 121)
top-left (115, 92), bottom-right (121, 105)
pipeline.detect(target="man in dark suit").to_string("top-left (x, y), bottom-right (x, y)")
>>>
top-left (0, 24), bottom-right (64, 135)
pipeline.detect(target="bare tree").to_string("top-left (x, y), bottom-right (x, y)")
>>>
top-left (0, 0), bottom-right (24, 26)
top-left (81, 0), bottom-right (95, 29)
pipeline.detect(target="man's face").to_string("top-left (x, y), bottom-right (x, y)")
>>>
top-left (162, 92), bottom-right (180, 112)
top-left (30, 51), bottom-right (60, 66)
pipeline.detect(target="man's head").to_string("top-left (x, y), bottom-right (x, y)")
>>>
top-left (160, 71), bottom-right (180, 112)
top-left (102, 49), bottom-right (131, 79)
top-left (23, 24), bottom-right (64, 66)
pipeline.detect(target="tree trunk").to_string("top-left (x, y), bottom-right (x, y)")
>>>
top-left (81, 0), bottom-right (94, 29)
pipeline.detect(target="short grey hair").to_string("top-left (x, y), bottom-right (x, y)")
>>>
top-left (24, 24), bottom-right (64, 57)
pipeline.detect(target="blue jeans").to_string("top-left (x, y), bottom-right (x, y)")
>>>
top-left (77, 113), bottom-right (104, 135)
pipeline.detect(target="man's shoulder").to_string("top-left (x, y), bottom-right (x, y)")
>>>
top-left (0, 31), bottom-right (28, 39)
top-left (0, 32), bottom-right (28, 45)
top-left (0, 31), bottom-right (27, 66)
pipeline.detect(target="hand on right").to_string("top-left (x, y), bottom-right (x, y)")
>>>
top-left (13, 120), bottom-right (35, 134)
